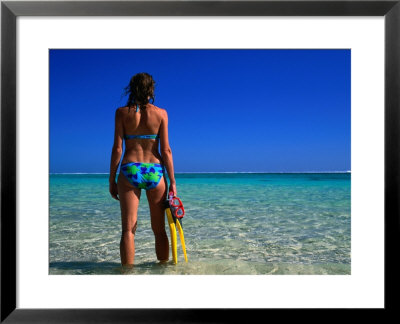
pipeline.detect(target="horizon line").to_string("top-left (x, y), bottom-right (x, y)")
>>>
top-left (50, 170), bottom-right (351, 175)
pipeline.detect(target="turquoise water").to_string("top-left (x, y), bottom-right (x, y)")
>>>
top-left (49, 173), bottom-right (351, 275)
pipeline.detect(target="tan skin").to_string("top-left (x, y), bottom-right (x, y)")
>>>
top-left (109, 102), bottom-right (177, 267)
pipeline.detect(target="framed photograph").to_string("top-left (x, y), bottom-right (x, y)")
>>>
top-left (1, 0), bottom-right (398, 321)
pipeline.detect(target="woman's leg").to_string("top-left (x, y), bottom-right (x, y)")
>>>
top-left (117, 173), bottom-right (141, 266)
top-left (146, 175), bottom-right (169, 262)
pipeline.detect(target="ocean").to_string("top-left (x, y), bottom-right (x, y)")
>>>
top-left (49, 172), bottom-right (351, 275)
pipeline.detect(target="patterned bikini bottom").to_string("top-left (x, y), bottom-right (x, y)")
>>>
top-left (120, 162), bottom-right (165, 190)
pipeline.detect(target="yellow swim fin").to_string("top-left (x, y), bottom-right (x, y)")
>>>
top-left (175, 219), bottom-right (188, 262)
top-left (166, 208), bottom-right (178, 264)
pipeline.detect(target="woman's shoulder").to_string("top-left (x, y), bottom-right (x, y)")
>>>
top-left (114, 106), bottom-right (128, 119)
top-left (116, 106), bottom-right (129, 114)
top-left (148, 104), bottom-right (167, 117)
top-left (148, 103), bottom-right (164, 111)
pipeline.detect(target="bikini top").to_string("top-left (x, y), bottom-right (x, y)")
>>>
top-left (124, 134), bottom-right (159, 140)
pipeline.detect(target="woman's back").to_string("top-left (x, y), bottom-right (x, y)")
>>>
top-left (120, 103), bottom-right (164, 164)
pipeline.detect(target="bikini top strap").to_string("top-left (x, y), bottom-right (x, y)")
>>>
top-left (124, 134), bottom-right (159, 140)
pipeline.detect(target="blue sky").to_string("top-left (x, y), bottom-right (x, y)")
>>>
top-left (50, 49), bottom-right (350, 173)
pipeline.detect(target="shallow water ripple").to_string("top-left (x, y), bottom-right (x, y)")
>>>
top-left (50, 173), bottom-right (351, 274)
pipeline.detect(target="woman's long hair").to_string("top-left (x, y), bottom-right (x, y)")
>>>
top-left (123, 72), bottom-right (155, 111)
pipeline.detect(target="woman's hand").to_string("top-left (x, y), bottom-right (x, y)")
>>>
top-left (169, 182), bottom-right (177, 197)
top-left (109, 181), bottom-right (119, 200)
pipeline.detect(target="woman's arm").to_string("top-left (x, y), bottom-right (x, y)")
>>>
top-left (109, 108), bottom-right (124, 185)
top-left (159, 109), bottom-right (177, 194)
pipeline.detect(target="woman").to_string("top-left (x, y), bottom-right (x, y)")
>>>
top-left (108, 72), bottom-right (177, 267)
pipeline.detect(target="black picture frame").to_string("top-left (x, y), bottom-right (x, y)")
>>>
top-left (1, 0), bottom-right (399, 322)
